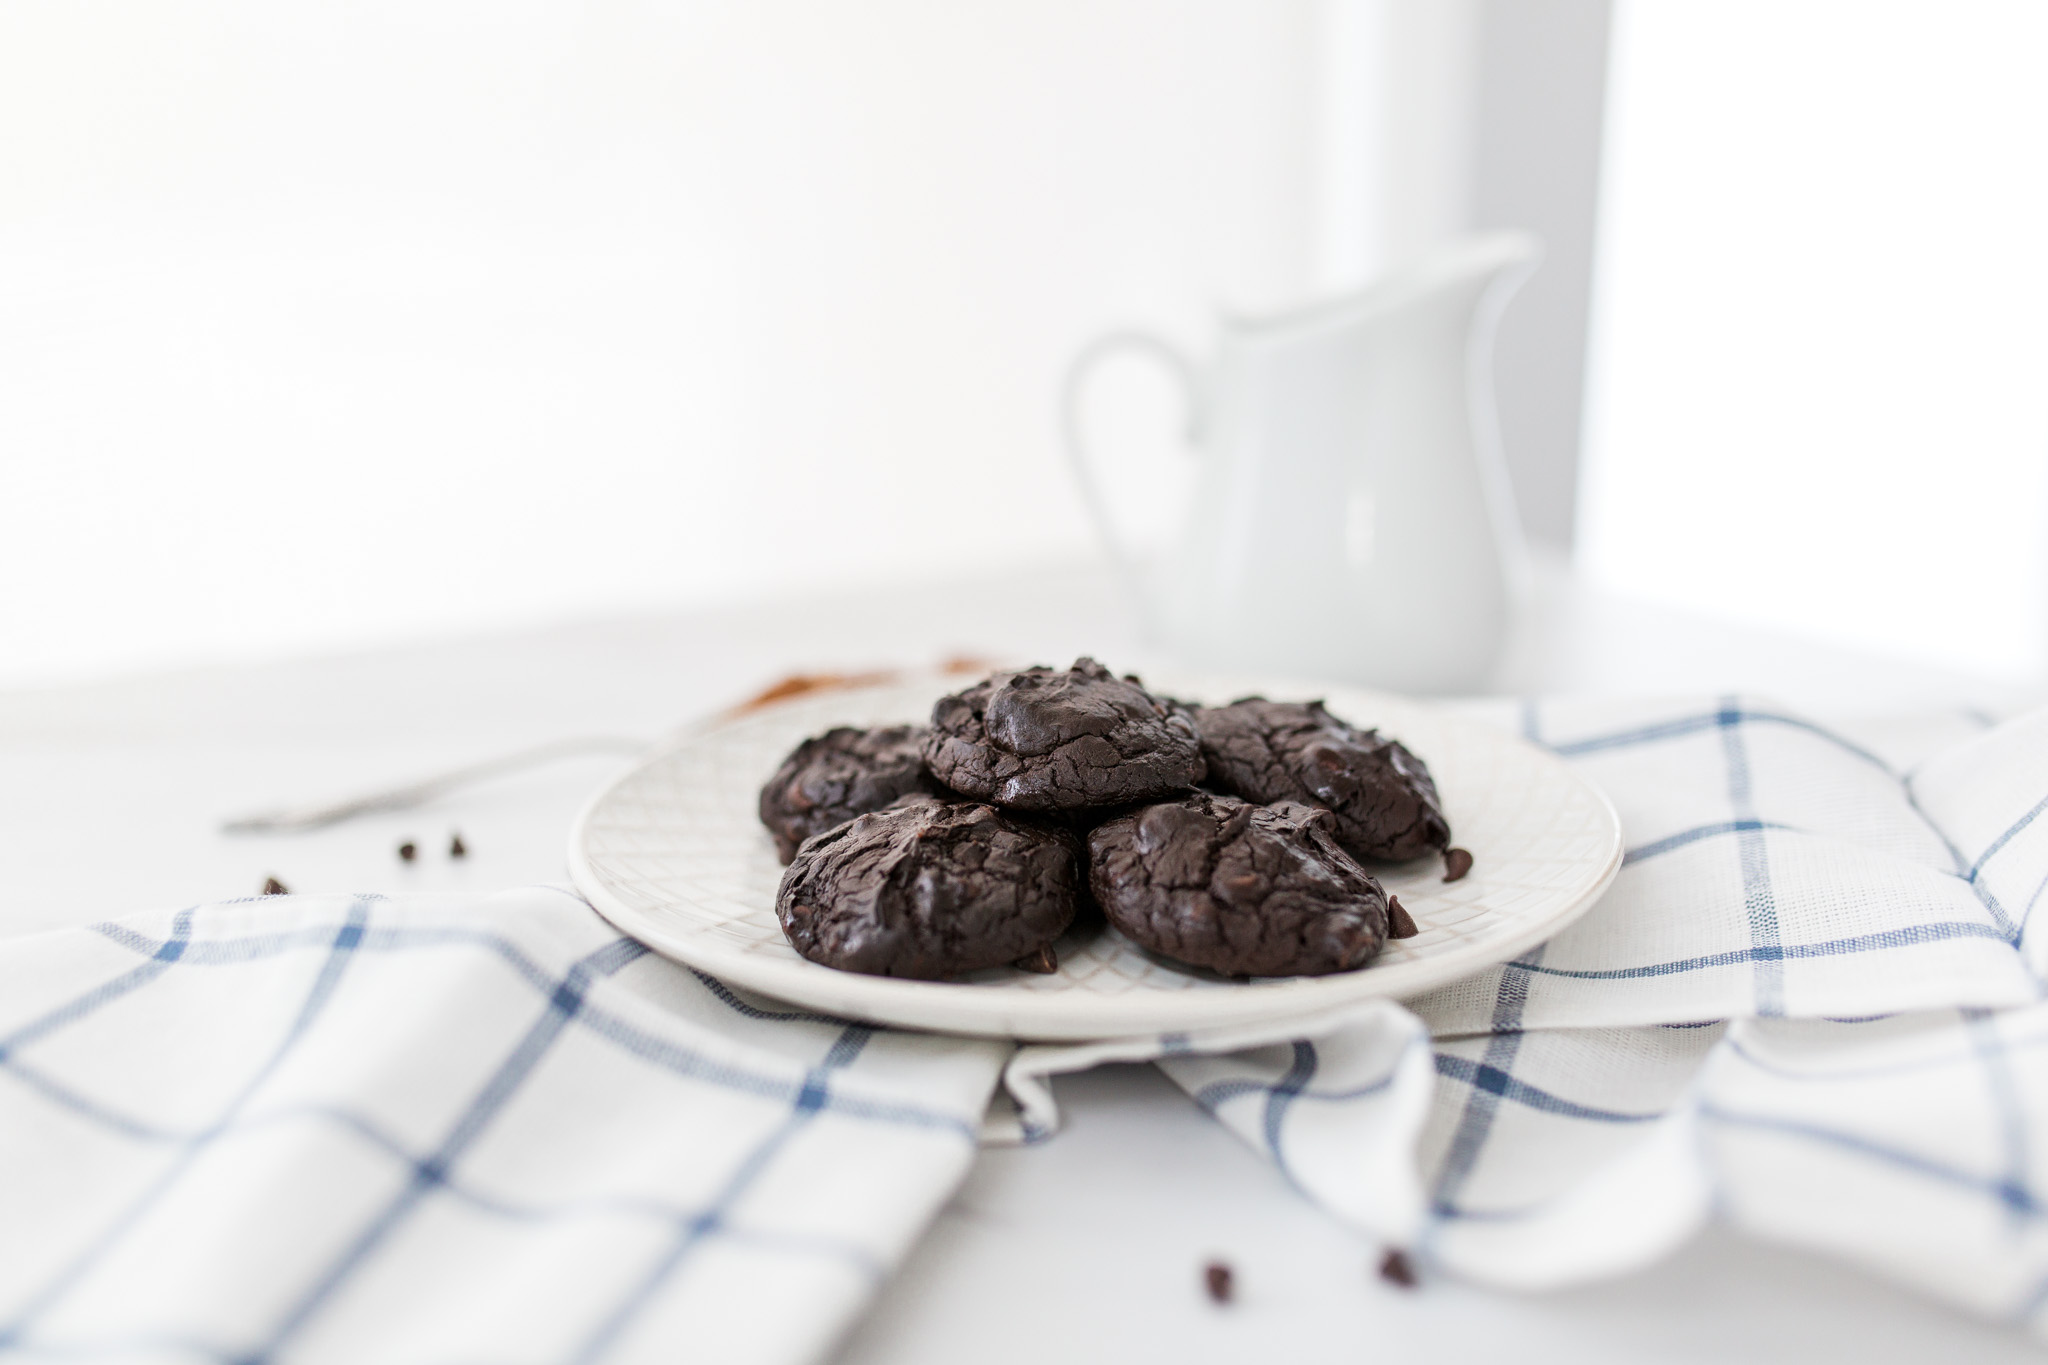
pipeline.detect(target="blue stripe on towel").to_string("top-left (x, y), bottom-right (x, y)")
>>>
top-left (1513, 920), bottom-right (2009, 981)
top-left (0, 900), bottom-right (976, 1361)
top-left (1432, 1054), bottom-right (1663, 1124)
top-left (1545, 707), bottom-right (1893, 775)
top-left (1430, 948), bottom-right (1542, 1217)
top-left (0, 901), bottom-right (373, 1349)
top-left (1717, 699), bottom-right (1786, 1016)
top-left (1699, 1102), bottom-right (2040, 1219)
top-left (565, 1024), bottom-right (878, 1365)
top-left (1623, 819), bottom-right (1799, 867)
top-left (243, 936), bottom-right (650, 1362)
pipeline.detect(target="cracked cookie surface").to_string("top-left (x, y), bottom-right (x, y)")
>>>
top-left (1087, 791), bottom-right (1388, 977)
top-left (922, 657), bottom-right (1205, 811)
top-left (1192, 699), bottom-right (1450, 863)
top-left (758, 725), bottom-right (939, 864)
top-left (776, 795), bottom-right (1079, 979)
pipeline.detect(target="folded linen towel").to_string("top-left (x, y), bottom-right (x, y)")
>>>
top-left (3, 696), bottom-right (2043, 1361)
top-left (1413, 698), bottom-right (2039, 1031)
top-left (0, 888), bottom-right (1006, 1364)
top-left (1020, 996), bottom-right (2048, 1321)
top-left (997, 697), bottom-right (2048, 1328)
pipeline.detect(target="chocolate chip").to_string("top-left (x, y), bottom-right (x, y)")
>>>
top-left (398, 841), bottom-right (417, 863)
top-left (1442, 847), bottom-right (1474, 882)
top-left (1014, 945), bottom-right (1058, 974)
top-left (1378, 1248), bottom-right (1417, 1288)
top-left (261, 876), bottom-right (288, 896)
top-left (1203, 1260), bottom-right (1234, 1303)
top-left (449, 832), bottom-right (467, 859)
top-left (1387, 894), bottom-right (1419, 939)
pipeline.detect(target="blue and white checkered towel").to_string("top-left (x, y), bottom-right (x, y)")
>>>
top-left (3, 697), bottom-right (2045, 1360)
top-left (999, 697), bottom-right (2048, 1329)
top-left (0, 888), bottom-right (1005, 1364)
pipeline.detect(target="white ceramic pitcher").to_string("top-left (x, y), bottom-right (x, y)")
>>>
top-left (1063, 233), bottom-right (1538, 693)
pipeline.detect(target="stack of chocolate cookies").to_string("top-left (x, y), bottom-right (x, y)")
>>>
top-left (759, 658), bottom-right (1464, 982)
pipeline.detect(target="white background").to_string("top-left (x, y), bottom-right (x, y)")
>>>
top-left (1579, 0), bottom-right (2048, 682)
top-left (1, 1), bottom-right (1337, 686)
top-left (8, 0), bottom-right (2048, 692)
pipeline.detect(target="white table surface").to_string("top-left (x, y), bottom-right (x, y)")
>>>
top-left (2, 557), bottom-right (2039, 1363)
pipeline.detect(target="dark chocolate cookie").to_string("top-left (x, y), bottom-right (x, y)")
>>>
top-left (922, 658), bottom-right (1205, 811)
top-left (776, 795), bottom-right (1079, 979)
top-left (1088, 791), bottom-right (1389, 977)
top-left (758, 725), bottom-right (937, 864)
top-left (1192, 699), bottom-right (1449, 863)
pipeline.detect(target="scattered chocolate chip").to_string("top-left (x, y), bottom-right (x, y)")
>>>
top-left (398, 841), bottom-right (417, 863)
top-left (261, 876), bottom-right (288, 896)
top-left (1387, 894), bottom-right (1419, 939)
top-left (1014, 945), bottom-right (1058, 974)
top-left (1442, 847), bottom-right (1474, 882)
top-left (1378, 1248), bottom-right (1417, 1288)
top-left (1203, 1260), bottom-right (1234, 1304)
top-left (449, 832), bottom-right (467, 859)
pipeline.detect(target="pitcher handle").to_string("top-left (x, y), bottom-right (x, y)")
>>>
top-left (1060, 330), bottom-right (1203, 581)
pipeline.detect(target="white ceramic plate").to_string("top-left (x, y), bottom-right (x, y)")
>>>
top-left (570, 672), bottom-right (1621, 1041)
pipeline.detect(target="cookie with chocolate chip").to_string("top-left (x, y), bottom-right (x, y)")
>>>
top-left (1191, 699), bottom-right (1449, 863)
top-left (776, 795), bottom-right (1080, 979)
top-left (922, 658), bottom-right (1205, 812)
top-left (758, 725), bottom-right (938, 863)
top-left (1087, 791), bottom-right (1389, 977)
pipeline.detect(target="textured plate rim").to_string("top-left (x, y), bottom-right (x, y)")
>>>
top-left (568, 680), bottom-right (1623, 1041)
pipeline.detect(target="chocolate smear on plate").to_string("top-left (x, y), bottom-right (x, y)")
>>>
top-left (729, 670), bottom-right (898, 718)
